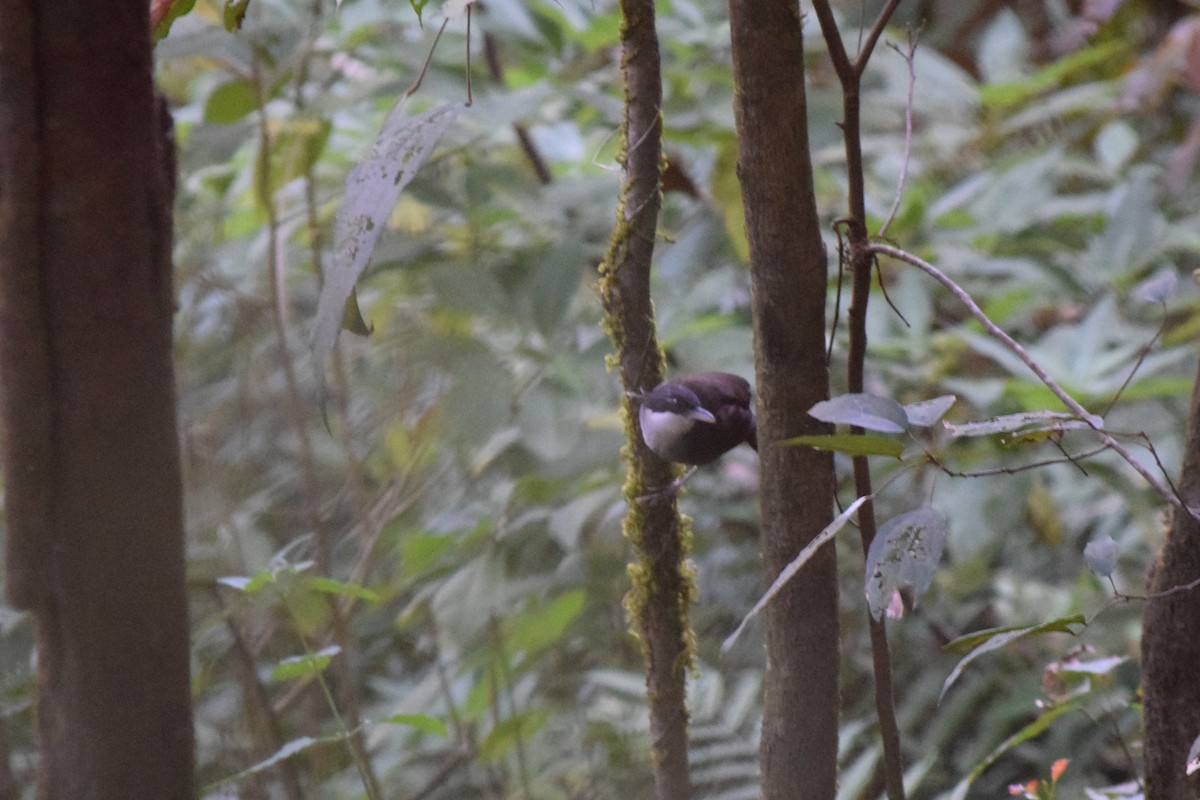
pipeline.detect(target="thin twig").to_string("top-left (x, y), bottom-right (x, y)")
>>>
top-left (929, 445), bottom-right (1109, 478)
top-left (811, 4), bottom-right (909, 796)
top-left (1052, 438), bottom-right (1089, 477)
top-left (876, 269), bottom-right (910, 328)
top-left (854, 0), bottom-right (904, 76)
top-left (407, 19), bottom-right (450, 97)
top-left (828, 223), bottom-right (847, 363)
top-left (1100, 311), bottom-right (1166, 417)
top-left (878, 28), bottom-right (920, 240)
top-left (464, 4), bottom-right (473, 106)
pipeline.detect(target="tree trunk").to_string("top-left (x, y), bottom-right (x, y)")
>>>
top-left (0, 2), bottom-right (194, 798)
top-left (1143, 355), bottom-right (1200, 800)
top-left (727, 0), bottom-right (840, 797)
top-left (599, 0), bottom-right (693, 796)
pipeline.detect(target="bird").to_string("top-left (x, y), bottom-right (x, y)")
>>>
top-left (638, 372), bottom-right (757, 465)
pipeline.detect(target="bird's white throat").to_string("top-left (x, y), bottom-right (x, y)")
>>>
top-left (639, 407), bottom-right (698, 456)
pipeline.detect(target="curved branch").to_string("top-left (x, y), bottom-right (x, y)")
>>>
top-left (868, 242), bottom-right (1190, 518)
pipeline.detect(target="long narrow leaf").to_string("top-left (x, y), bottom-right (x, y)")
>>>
top-left (313, 101), bottom-right (462, 387)
top-left (940, 615), bottom-right (1086, 702)
top-left (722, 495), bottom-right (869, 653)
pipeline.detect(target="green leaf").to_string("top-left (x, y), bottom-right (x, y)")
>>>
top-left (979, 39), bottom-right (1126, 111)
top-left (307, 576), bottom-right (380, 604)
top-left (530, 239), bottom-right (584, 336)
top-left (379, 713), bottom-right (449, 737)
top-left (808, 394), bottom-right (909, 433)
top-left (218, 570), bottom-right (275, 594)
top-left (409, 0), bottom-right (430, 24)
top-left (941, 616), bottom-right (1086, 702)
top-left (479, 709), bottom-right (551, 760)
top-left (204, 80), bottom-right (258, 125)
top-left (950, 701), bottom-right (1079, 796)
top-left (505, 590), bottom-right (586, 655)
top-left (400, 530), bottom-right (457, 577)
top-left (341, 287), bottom-right (373, 337)
top-left (272, 645), bottom-right (340, 681)
top-left (864, 507), bottom-right (948, 620)
top-left (224, 0), bottom-right (251, 31)
top-left (270, 118), bottom-right (333, 189)
top-left (778, 433), bottom-right (904, 458)
top-left (152, 0), bottom-right (196, 43)
top-left (233, 735), bottom-right (321, 778)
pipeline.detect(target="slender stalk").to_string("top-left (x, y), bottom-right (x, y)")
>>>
top-left (811, 3), bottom-right (908, 797)
top-left (598, 0), bottom-right (693, 794)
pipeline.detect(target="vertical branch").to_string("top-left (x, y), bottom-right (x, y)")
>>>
top-left (727, 0), bottom-right (840, 797)
top-left (811, 2), bottom-right (907, 799)
top-left (597, 0), bottom-right (693, 797)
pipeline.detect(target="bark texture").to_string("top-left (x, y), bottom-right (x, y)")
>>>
top-left (1143, 355), bottom-right (1200, 800)
top-left (0, 2), bottom-right (194, 797)
top-left (598, 0), bottom-right (692, 797)
top-left (727, 1), bottom-right (840, 797)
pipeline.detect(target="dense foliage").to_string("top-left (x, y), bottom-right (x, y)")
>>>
top-left (3, 0), bottom-right (1200, 797)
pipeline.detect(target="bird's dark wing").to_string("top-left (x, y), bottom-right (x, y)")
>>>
top-left (677, 372), bottom-right (756, 453)
top-left (677, 372), bottom-right (751, 410)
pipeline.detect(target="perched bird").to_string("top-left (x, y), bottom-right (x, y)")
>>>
top-left (638, 372), bottom-right (757, 465)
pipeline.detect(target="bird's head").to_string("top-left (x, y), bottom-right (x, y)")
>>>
top-left (638, 382), bottom-right (717, 462)
top-left (639, 382), bottom-right (718, 424)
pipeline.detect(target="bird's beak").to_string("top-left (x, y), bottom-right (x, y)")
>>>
top-left (685, 408), bottom-right (717, 424)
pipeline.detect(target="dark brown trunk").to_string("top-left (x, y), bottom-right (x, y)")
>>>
top-left (727, 0), bottom-right (840, 797)
top-left (0, 2), bottom-right (194, 798)
top-left (1143, 355), bottom-right (1200, 800)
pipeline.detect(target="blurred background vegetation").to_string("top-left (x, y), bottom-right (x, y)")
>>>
top-left (5, 0), bottom-right (1200, 797)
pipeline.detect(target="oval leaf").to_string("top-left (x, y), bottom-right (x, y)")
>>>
top-left (903, 395), bottom-right (957, 427)
top-left (1084, 535), bottom-right (1119, 578)
top-left (1137, 268), bottom-right (1177, 304)
top-left (272, 645), bottom-right (341, 681)
top-left (864, 507), bottom-right (948, 621)
top-left (809, 394), bottom-right (908, 433)
top-left (204, 79), bottom-right (258, 125)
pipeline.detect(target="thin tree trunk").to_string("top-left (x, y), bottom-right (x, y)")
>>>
top-left (0, 2), bottom-right (194, 798)
top-left (599, 0), bottom-right (692, 796)
top-left (1143, 354), bottom-right (1200, 800)
top-left (727, 0), bottom-right (840, 797)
